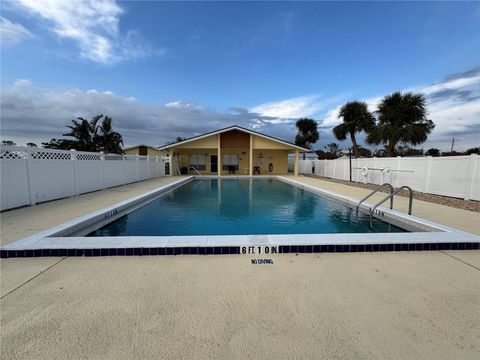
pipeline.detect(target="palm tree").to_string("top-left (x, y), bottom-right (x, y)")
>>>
top-left (366, 92), bottom-right (435, 157)
top-left (63, 115), bottom-right (103, 151)
top-left (333, 101), bottom-right (374, 158)
top-left (62, 115), bottom-right (123, 153)
top-left (98, 116), bottom-right (123, 154)
top-left (295, 118), bottom-right (319, 159)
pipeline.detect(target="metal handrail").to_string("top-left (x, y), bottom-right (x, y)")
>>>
top-left (355, 183), bottom-right (394, 215)
top-left (369, 186), bottom-right (413, 226)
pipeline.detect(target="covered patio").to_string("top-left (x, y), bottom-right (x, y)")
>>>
top-left (158, 125), bottom-right (308, 176)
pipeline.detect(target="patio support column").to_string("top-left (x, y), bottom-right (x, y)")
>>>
top-left (294, 149), bottom-right (299, 176)
top-left (217, 134), bottom-right (222, 176)
top-left (169, 149), bottom-right (174, 176)
top-left (249, 134), bottom-right (253, 176)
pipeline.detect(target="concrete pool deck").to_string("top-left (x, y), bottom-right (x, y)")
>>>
top-left (1, 175), bottom-right (479, 359)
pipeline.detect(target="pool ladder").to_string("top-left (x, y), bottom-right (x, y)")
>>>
top-left (355, 183), bottom-right (413, 227)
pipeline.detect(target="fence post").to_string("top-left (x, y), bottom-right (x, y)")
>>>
top-left (71, 149), bottom-right (78, 196)
top-left (136, 154), bottom-right (139, 182)
top-left (25, 147), bottom-right (36, 206)
top-left (464, 154), bottom-right (477, 200)
top-left (100, 151), bottom-right (106, 189)
top-left (122, 155), bottom-right (126, 185)
top-left (355, 158), bottom-right (359, 182)
top-left (147, 155), bottom-right (151, 179)
top-left (395, 156), bottom-right (402, 187)
top-left (424, 156), bottom-right (432, 193)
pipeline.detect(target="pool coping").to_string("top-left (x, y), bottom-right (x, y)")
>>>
top-left (1, 175), bottom-right (479, 258)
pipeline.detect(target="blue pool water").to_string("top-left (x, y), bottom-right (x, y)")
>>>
top-left (89, 179), bottom-right (406, 236)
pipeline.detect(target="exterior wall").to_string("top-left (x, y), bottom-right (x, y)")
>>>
top-left (177, 135), bottom-right (217, 149)
top-left (220, 147), bottom-right (250, 175)
top-left (175, 148), bottom-right (217, 175)
top-left (124, 148), bottom-right (140, 155)
top-left (124, 147), bottom-right (166, 157)
top-left (252, 135), bottom-right (294, 150)
top-left (174, 147), bottom-right (251, 175)
top-left (221, 130), bottom-right (250, 148)
top-left (252, 149), bottom-right (289, 175)
top-left (147, 148), bottom-right (166, 157)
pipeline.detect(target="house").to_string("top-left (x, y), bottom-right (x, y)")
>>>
top-left (158, 125), bottom-right (308, 176)
top-left (123, 145), bottom-right (166, 157)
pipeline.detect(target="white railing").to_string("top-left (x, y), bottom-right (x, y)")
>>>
top-left (0, 146), bottom-right (170, 211)
top-left (295, 155), bottom-right (480, 201)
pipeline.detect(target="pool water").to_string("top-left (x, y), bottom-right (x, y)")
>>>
top-left (89, 179), bottom-right (406, 236)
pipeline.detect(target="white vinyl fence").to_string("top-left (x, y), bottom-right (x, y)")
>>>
top-left (0, 146), bottom-right (170, 211)
top-left (295, 155), bottom-right (480, 201)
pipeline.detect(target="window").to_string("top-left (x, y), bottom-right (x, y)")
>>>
top-left (222, 154), bottom-right (239, 170)
top-left (189, 153), bottom-right (206, 171)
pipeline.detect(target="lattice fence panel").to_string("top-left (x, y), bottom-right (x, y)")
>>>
top-left (0, 148), bottom-right (27, 159)
top-left (0, 146), bottom-right (170, 210)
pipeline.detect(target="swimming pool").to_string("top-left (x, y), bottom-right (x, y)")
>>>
top-left (2, 176), bottom-right (478, 258)
top-left (89, 178), bottom-right (406, 236)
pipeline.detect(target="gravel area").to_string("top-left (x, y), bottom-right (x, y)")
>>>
top-left (305, 175), bottom-right (480, 212)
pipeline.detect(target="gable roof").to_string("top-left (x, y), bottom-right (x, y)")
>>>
top-left (158, 125), bottom-right (309, 151)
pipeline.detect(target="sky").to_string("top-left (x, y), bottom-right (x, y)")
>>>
top-left (1, 0), bottom-right (479, 151)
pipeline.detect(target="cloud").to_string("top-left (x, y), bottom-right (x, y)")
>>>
top-left (320, 66), bottom-right (480, 151)
top-left (0, 16), bottom-right (32, 45)
top-left (11, 0), bottom-right (162, 64)
top-left (250, 94), bottom-right (344, 120)
top-left (0, 80), bottom-right (298, 147)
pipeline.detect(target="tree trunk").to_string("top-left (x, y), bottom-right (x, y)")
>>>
top-left (386, 141), bottom-right (395, 157)
top-left (350, 132), bottom-right (359, 158)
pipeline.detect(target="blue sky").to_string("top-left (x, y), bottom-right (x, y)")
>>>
top-left (1, 1), bottom-right (479, 150)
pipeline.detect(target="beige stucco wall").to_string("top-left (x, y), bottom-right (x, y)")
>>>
top-left (148, 148), bottom-right (167, 157)
top-left (124, 148), bottom-right (140, 155)
top-left (252, 135), bottom-right (294, 150)
top-left (219, 147), bottom-right (250, 175)
top-left (174, 148), bottom-right (251, 175)
top-left (252, 149), bottom-right (290, 174)
top-left (124, 147), bottom-right (166, 157)
top-left (176, 135), bottom-right (218, 149)
top-left (175, 148), bottom-right (217, 175)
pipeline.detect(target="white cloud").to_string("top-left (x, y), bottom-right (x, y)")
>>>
top-left (12, 0), bottom-right (161, 64)
top-left (417, 74), bottom-right (480, 96)
top-left (251, 95), bottom-right (326, 119)
top-left (0, 16), bottom-right (32, 45)
top-left (0, 81), bottom-right (297, 147)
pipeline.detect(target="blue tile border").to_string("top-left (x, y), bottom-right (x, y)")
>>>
top-left (0, 242), bottom-right (479, 258)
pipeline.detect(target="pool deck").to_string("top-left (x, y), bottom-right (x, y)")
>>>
top-left (1, 175), bottom-right (479, 359)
